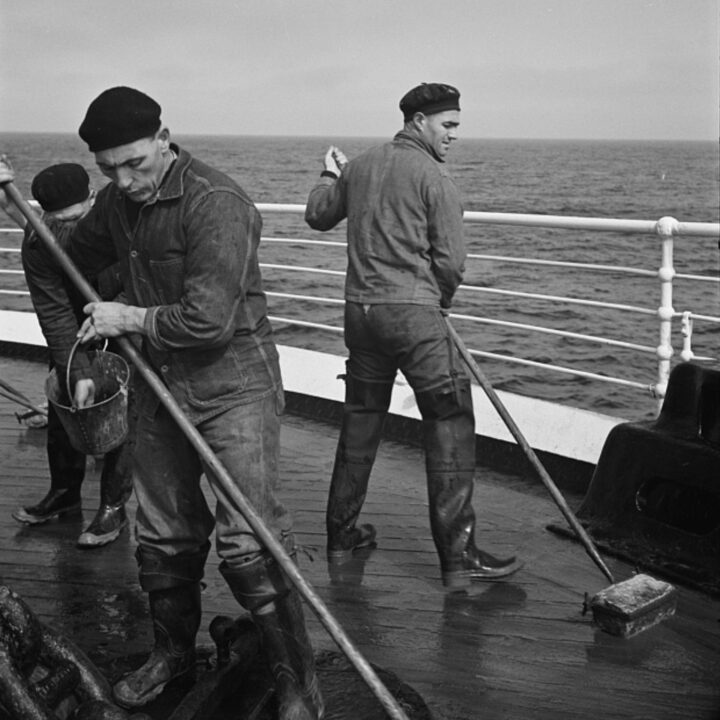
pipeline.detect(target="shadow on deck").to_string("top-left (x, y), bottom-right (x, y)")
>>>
top-left (1, 356), bottom-right (719, 720)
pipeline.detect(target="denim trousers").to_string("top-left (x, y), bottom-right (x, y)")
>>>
top-left (132, 386), bottom-right (291, 571)
top-left (344, 302), bottom-right (467, 395)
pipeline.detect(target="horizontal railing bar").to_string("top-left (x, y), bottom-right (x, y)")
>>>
top-left (685, 312), bottom-right (720, 323)
top-left (0, 289), bottom-right (29, 296)
top-left (267, 291), bottom-right (343, 304)
top-left (467, 348), bottom-right (653, 390)
top-left (449, 312), bottom-right (655, 353)
top-left (458, 285), bottom-right (656, 315)
top-left (261, 237), bottom-right (346, 247)
top-left (257, 203), bottom-right (307, 214)
top-left (0, 269), bottom-right (25, 275)
top-left (467, 253), bottom-right (658, 276)
top-left (675, 273), bottom-right (720, 283)
top-left (463, 211), bottom-right (720, 237)
top-left (268, 316), bottom-right (342, 333)
top-left (261, 263), bottom-right (345, 277)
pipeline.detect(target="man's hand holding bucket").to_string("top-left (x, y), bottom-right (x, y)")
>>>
top-left (78, 301), bottom-right (146, 343)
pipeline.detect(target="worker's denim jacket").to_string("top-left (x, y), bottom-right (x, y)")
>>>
top-left (305, 131), bottom-right (466, 308)
top-left (68, 145), bottom-right (282, 424)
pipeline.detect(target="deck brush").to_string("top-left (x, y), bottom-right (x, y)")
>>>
top-left (445, 317), bottom-right (678, 637)
top-left (588, 573), bottom-right (677, 638)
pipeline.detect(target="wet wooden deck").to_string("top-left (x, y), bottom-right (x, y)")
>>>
top-left (1, 355), bottom-right (719, 720)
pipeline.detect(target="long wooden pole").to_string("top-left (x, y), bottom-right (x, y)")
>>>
top-left (3, 180), bottom-right (410, 720)
top-left (445, 315), bottom-right (615, 585)
top-left (0, 377), bottom-right (48, 417)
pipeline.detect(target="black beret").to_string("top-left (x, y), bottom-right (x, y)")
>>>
top-left (399, 83), bottom-right (461, 121)
top-left (31, 163), bottom-right (90, 212)
top-left (78, 86), bottom-right (161, 152)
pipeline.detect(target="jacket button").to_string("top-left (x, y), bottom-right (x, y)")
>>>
top-left (130, 250), bottom-right (138, 258)
top-left (160, 365), bottom-right (169, 373)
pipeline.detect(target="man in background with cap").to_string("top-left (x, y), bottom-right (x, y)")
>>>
top-left (305, 82), bottom-right (523, 591)
top-left (57, 86), bottom-right (322, 718)
top-left (0, 160), bottom-right (133, 548)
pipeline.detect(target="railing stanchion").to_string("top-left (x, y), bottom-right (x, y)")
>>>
top-left (655, 217), bottom-right (679, 415)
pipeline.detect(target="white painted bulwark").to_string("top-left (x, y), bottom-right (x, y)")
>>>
top-left (0, 309), bottom-right (45, 346)
top-left (0, 309), bottom-right (622, 466)
top-left (278, 344), bottom-right (621, 465)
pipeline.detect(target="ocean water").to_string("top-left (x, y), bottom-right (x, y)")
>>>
top-left (1, 132), bottom-right (718, 420)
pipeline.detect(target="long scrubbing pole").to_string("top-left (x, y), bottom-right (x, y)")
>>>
top-left (444, 316), bottom-right (615, 583)
top-left (445, 316), bottom-right (678, 636)
top-left (3, 180), bottom-right (412, 720)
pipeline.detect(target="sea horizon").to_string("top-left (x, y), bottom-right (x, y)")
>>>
top-left (0, 130), bottom-right (716, 146)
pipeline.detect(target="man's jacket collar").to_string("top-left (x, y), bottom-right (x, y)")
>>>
top-left (393, 129), bottom-right (444, 163)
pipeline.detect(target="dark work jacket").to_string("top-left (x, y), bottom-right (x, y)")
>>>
top-left (66, 144), bottom-right (282, 424)
top-left (21, 218), bottom-right (120, 374)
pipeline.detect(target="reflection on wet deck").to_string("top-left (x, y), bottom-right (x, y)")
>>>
top-left (1, 355), bottom-right (719, 720)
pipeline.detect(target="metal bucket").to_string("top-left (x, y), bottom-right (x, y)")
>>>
top-left (45, 339), bottom-right (130, 455)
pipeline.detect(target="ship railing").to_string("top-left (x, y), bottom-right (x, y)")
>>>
top-left (1, 204), bottom-right (719, 418)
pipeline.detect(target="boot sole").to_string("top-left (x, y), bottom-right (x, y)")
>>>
top-left (442, 561), bottom-right (525, 589)
top-left (113, 666), bottom-right (195, 709)
top-left (327, 540), bottom-right (377, 565)
top-left (76, 523), bottom-right (127, 548)
top-left (12, 504), bottom-right (82, 525)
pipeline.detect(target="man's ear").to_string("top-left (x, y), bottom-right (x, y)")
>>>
top-left (412, 112), bottom-right (427, 132)
top-left (158, 127), bottom-right (171, 152)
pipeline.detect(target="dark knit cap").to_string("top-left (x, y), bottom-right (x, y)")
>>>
top-left (78, 86), bottom-right (162, 152)
top-left (31, 163), bottom-right (90, 212)
top-left (399, 83), bottom-right (461, 121)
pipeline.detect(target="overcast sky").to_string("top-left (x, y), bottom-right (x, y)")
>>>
top-left (1, 0), bottom-right (718, 140)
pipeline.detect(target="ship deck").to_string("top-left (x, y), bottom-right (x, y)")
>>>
top-left (1, 354), bottom-right (719, 720)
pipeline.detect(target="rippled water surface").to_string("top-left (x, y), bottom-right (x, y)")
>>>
top-left (1, 133), bottom-right (718, 420)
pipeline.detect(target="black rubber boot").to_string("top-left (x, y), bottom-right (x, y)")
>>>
top-left (417, 382), bottom-right (523, 590)
top-left (326, 374), bottom-right (392, 562)
top-left (113, 583), bottom-right (200, 708)
top-left (220, 550), bottom-right (324, 720)
top-left (13, 401), bottom-right (85, 526)
top-left (12, 487), bottom-right (82, 525)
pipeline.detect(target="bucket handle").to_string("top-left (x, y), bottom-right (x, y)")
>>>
top-left (65, 337), bottom-right (107, 410)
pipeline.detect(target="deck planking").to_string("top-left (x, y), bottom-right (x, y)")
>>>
top-left (1, 355), bottom-right (719, 720)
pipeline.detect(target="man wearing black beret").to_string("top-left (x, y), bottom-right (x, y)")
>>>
top-left (305, 82), bottom-right (523, 591)
top-left (57, 86), bottom-right (322, 717)
top-left (0, 160), bottom-right (133, 549)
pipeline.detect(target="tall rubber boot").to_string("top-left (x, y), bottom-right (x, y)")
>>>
top-left (220, 551), bottom-right (324, 720)
top-left (12, 402), bottom-right (85, 525)
top-left (113, 583), bottom-right (201, 708)
top-left (417, 383), bottom-right (523, 590)
top-left (77, 440), bottom-right (134, 547)
top-left (78, 380), bottom-right (136, 547)
top-left (326, 373), bottom-right (392, 562)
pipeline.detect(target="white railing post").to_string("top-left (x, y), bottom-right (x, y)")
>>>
top-left (654, 216), bottom-right (679, 414)
top-left (680, 311), bottom-right (695, 362)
